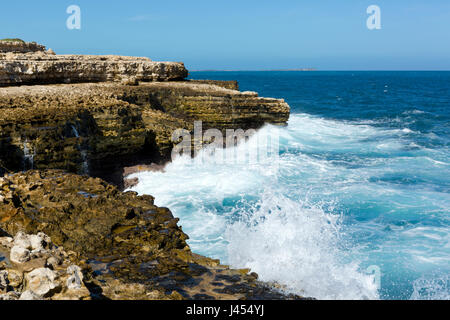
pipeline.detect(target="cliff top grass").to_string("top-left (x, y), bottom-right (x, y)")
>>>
top-left (0, 38), bottom-right (25, 43)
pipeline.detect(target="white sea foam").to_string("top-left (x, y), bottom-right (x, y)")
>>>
top-left (129, 114), bottom-right (384, 299)
top-left (128, 113), bottom-right (449, 300)
top-left (224, 191), bottom-right (379, 299)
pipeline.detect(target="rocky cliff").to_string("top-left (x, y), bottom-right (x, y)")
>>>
top-left (0, 41), bottom-right (295, 300)
top-left (0, 41), bottom-right (187, 86)
top-left (0, 79), bottom-right (289, 187)
top-left (0, 40), bottom-right (46, 54)
top-left (0, 170), bottom-right (303, 300)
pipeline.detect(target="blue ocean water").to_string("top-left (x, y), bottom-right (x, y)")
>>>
top-left (130, 71), bottom-right (450, 300)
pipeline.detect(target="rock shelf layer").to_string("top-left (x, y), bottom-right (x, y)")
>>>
top-left (0, 54), bottom-right (188, 86)
top-left (0, 40), bottom-right (46, 54)
top-left (0, 81), bottom-right (289, 186)
top-left (0, 40), bottom-right (187, 86)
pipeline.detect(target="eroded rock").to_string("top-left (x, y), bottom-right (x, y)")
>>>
top-left (0, 42), bottom-right (187, 86)
top-left (0, 230), bottom-right (90, 300)
top-left (26, 268), bottom-right (60, 297)
top-left (10, 246), bottom-right (30, 264)
top-left (0, 81), bottom-right (289, 187)
top-left (0, 171), bottom-right (309, 300)
top-left (19, 290), bottom-right (40, 300)
top-left (66, 265), bottom-right (83, 290)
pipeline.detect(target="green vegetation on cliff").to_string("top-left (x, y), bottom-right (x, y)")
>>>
top-left (0, 38), bottom-right (25, 43)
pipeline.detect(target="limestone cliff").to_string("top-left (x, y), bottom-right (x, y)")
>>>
top-left (0, 41), bottom-right (296, 300)
top-left (0, 41), bottom-right (187, 86)
top-left (0, 81), bottom-right (289, 186)
top-left (0, 40), bottom-right (46, 54)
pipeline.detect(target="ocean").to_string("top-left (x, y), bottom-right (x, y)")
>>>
top-left (129, 71), bottom-right (450, 300)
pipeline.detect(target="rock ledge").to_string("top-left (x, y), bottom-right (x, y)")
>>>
top-left (0, 41), bottom-right (188, 86)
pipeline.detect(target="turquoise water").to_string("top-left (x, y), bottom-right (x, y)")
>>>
top-left (130, 72), bottom-right (450, 300)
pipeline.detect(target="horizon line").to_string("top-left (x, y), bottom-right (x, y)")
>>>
top-left (189, 69), bottom-right (450, 72)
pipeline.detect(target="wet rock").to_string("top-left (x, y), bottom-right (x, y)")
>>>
top-left (123, 177), bottom-right (139, 189)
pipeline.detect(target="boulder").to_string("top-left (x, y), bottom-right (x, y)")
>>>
top-left (25, 267), bottom-right (60, 297)
top-left (13, 232), bottom-right (32, 249)
top-left (66, 265), bottom-right (83, 290)
top-left (10, 246), bottom-right (30, 264)
top-left (19, 290), bottom-right (40, 300)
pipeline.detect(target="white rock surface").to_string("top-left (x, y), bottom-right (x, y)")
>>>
top-left (1, 231), bottom-right (90, 300)
top-left (66, 265), bottom-right (83, 289)
top-left (25, 267), bottom-right (60, 297)
top-left (10, 245), bottom-right (30, 264)
top-left (29, 234), bottom-right (44, 251)
top-left (0, 42), bottom-right (188, 86)
top-left (19, 290), bottom-right (41, 300)
top-left (13, 231), bottom-right (32, 250)
top-left (0, 236), bottom-right (13, 248)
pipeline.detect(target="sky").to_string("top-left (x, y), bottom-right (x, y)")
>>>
top-left (1, 0), bottom-right (449, 70)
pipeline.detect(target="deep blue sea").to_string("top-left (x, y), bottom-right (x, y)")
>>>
top-left (130, 71), bottom-right (450, 300)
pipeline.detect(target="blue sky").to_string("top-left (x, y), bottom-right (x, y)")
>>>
top-left (1, 0), bottom-right (449, 70)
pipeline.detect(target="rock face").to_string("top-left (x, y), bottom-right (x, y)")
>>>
top-left (0, 54), bottom-right (188, 86)
top-left (0, 170), bottom-right (304, 300)
top-left (0, 40), bottom-right (46, 54)
top-left (0, 41), bottom-right (187, 86)
top-left (0, 41), bottom-right (289, 187)
top-left (0, 81), bottom-right (289, 187)
top-left (0, 41), bottom-right (297, 300)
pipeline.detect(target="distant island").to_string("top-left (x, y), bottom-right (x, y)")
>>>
top-left (190, 68), bottom-right (317, 72)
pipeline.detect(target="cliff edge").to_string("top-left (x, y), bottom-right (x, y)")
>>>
top-left (0, 41), bottom-right (297, 300)
top-left (0, 40), bottom-right (187, 86)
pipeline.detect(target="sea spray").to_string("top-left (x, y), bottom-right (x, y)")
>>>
top-left (183, 71), bottom-right (450, 299)
top-left (224, 190), bottom-right (379, 299)
top-left (129, 117), bottom-right (380, 299)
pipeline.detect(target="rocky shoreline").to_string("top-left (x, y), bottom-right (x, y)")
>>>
top-left (0, 40), bottom-right (303, 300)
